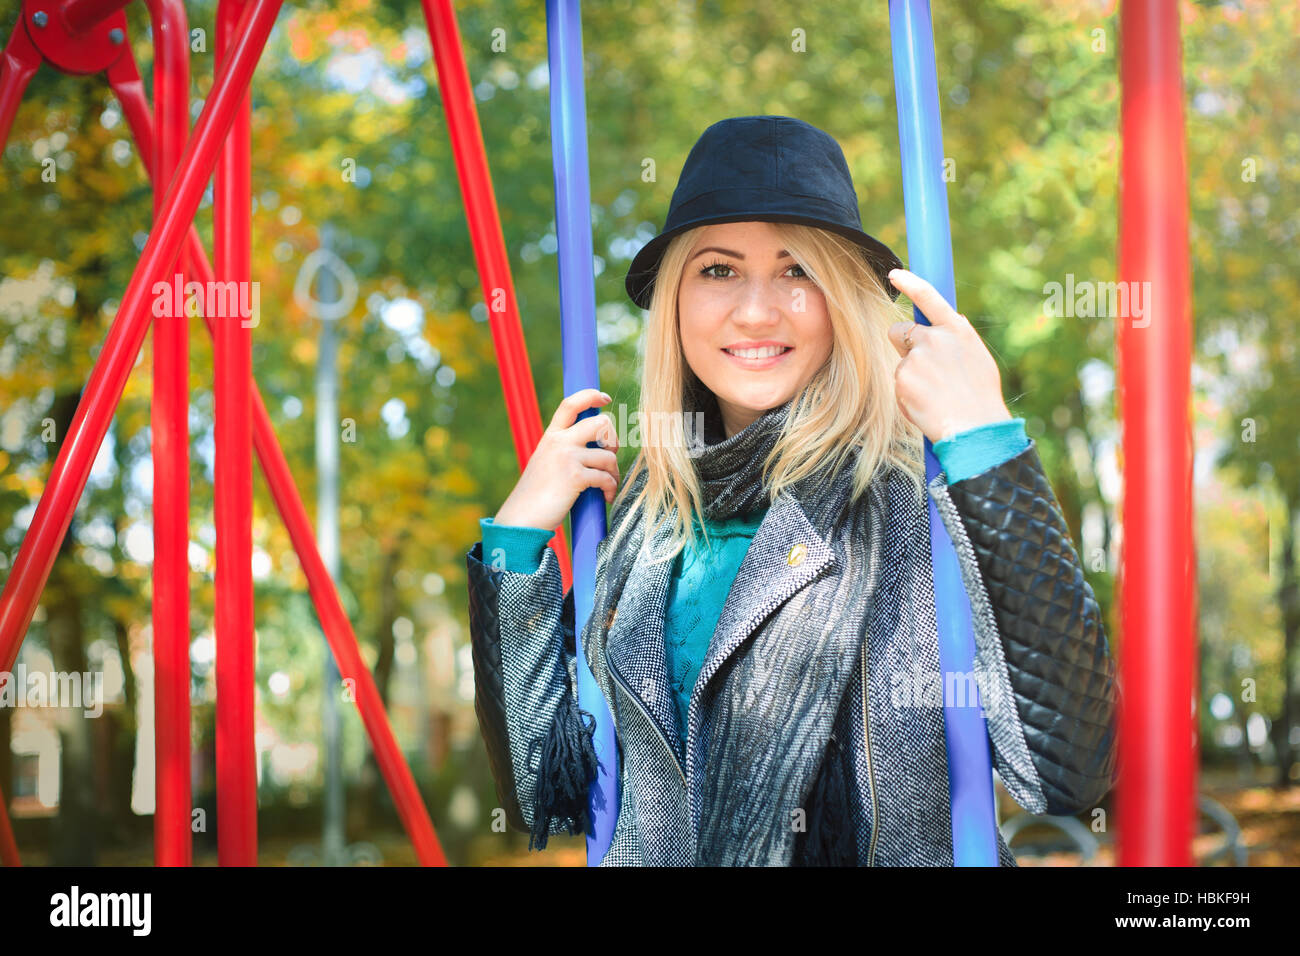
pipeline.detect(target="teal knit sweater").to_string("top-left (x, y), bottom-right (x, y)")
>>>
top-left (478, 418), bottom-right (1028, 759)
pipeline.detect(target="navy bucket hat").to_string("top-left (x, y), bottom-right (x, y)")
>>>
top-left (624, 115), bottom-right (904, 310)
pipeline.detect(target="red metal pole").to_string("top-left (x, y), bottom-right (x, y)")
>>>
top-left (108, 57), bottom-right (446, 867)
top-left (1116, 0), bottom-right (1196, 866)
top-left (421, 0), bottom-right (574, 590)
top-left (0, 0), bottom-right (283, 682)
top-left (144, 0), bottom-right (194, 869)
top-left (0, 11), bottom-right (44, 148)
top-left (0, 783), bottom-right (18, 867)
top-left (214, 0), bottom-right (258, 867)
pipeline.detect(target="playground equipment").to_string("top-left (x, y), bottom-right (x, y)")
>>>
top-left (1115, 0), bottom-right (1197, 866)
top-left (0, 0), bottom-right (1195, 867)
top-left (545, 0), bottom-right (618, 863)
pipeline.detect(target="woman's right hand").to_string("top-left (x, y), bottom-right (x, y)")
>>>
top-left (493, 388), bottom-right (621, 532)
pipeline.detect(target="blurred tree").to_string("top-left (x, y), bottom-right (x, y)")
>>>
top-left (1189, 0), bottom-right (1300, 787)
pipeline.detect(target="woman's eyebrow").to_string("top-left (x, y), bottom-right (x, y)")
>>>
top-left (688, 247), bottom-right (793, 262)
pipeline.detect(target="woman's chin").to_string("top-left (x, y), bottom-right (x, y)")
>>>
top-left (716, 386), bottom-right (796, 418)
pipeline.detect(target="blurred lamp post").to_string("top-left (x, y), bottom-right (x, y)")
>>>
top-left (294, 223), bottom-right (358, 865)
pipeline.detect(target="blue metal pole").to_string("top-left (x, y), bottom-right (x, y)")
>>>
top-left (889, 0), bottom-right (1000, 866)
top-left (545, 0), bottom-right (619, 865)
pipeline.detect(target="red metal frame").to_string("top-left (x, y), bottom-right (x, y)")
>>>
top-left (21, 0), bottom-right (128, 76)
top-left (2, 0), bottom-right (1198, 872)
top-left (0, 9), bottom-right (45, 145)
top-left (113, 59), bottom-right (446, 867)
top-left (0, 0), bottom-right (286, 867)
top-left (144, 0), bottom-right (193, 869)
top-left (213, 0), bottom-right (257, 867)
top-left (0, 783), bottom-right (18, 865)
top-left (1116, 0), bottom-right (1196, 866)
top-left (0, 0), bottom-right (569, 867)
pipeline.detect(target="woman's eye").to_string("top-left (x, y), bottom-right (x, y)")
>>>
top-left (699, 262), bottom-right (807, 280)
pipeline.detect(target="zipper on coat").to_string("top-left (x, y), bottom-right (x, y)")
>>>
top-left (861, 644), bottom-right (880, 866)
top-left (610, 661), bottom-right (687, 786)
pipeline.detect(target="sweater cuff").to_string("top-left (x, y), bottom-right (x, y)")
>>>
top-left (480, 517), bottom-right (556, 574)
top-left (933, 418), bottom-right (1029, 484)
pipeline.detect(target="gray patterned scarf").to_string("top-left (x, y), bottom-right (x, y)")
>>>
top-left (680, 371), bottom-right (795, 522)
top-left (593, 375), bottom-right (801, 660)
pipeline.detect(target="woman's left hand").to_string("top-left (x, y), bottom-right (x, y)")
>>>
top-left (886, 268), bottom-right (1013, 444)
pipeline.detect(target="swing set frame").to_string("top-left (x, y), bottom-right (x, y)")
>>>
top-left (0, 0), bottom-right (1195, 868)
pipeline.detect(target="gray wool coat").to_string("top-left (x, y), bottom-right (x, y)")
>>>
top-left (466, 439), bottom-right (1119, 865)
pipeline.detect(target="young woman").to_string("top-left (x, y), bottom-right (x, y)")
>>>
top-left (466, 116), bottom-right (1118, 866)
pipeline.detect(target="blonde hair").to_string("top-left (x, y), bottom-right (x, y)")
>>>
top-left (609, 221), bottom-right (925, 566)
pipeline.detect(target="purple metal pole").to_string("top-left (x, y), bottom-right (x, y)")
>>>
top-left (889, 0), bottom-right (1000, 865)
top-left (545, 0), bottom-right (618, 865)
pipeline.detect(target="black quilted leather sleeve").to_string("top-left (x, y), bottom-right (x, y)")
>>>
top-left (466, 541), bottom-right (578, 834)
top-left (943, 441), bottom-right (1119, 814)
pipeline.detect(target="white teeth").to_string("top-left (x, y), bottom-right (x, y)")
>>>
top-left (725, 346), bottom-right (788, 359)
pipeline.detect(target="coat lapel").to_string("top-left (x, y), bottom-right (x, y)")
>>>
top-left (694, 492), bottom-right (837, 702)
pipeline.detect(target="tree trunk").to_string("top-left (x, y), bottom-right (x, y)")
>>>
top-left (0, 707), bottom-right (11, 824)
top-left (46, 388), bottom-right (98, 864)
top-left (107, 618), bottom-right (139, 836)
top-left (104, 423), bottom-right (140, 833)
top-left (372, 545), bottom-right (401, 710)
top-left (359, 542), bottom-right (403, 827)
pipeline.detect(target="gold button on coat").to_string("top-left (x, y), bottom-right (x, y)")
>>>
top-left (787, 543), bottom-right (807, 566)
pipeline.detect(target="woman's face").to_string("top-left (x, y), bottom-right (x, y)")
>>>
top-left (678, 221), bottom-right (833, 438)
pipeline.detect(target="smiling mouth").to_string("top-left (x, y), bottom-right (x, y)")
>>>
top-left (722, 345), bottom-right (792, 359)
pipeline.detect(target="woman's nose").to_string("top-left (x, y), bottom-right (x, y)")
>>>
top-left (733, 277), bottom-right (788, 321)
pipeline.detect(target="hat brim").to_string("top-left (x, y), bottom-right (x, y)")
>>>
top-left (623, 212), bottom-right (904, 310)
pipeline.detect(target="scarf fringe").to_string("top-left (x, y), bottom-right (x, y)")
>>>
top-left (526, 694), bottom-right (600, 850)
